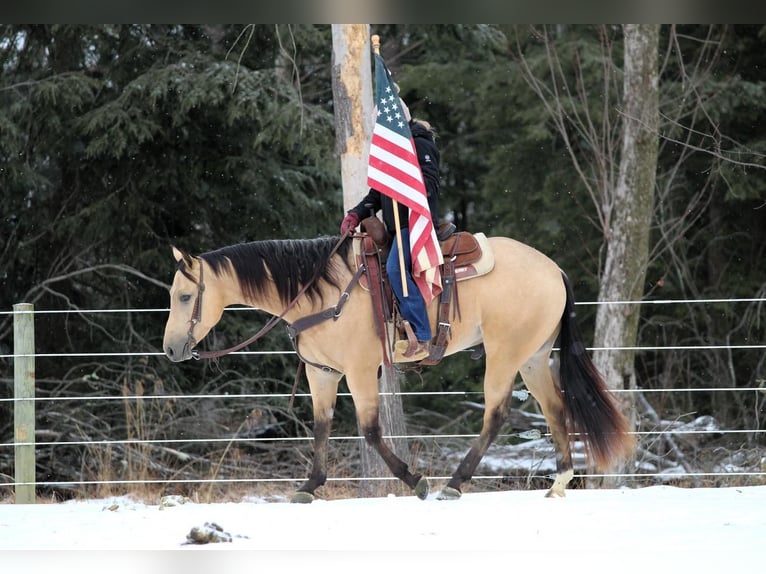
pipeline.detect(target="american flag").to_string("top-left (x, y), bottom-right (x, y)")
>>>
top-left (366, 53), bottom-right (443, 304)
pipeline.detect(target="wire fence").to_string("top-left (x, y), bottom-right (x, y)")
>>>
top-left (2, 299), bottom-right (765, 495)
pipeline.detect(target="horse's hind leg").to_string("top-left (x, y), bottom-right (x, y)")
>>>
top-left (292, 366), bottom-right (342, 503)
top-left (520, 348), bottom-right (574, 497)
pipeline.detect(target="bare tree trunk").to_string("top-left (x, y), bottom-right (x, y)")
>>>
top-left (331, 25), bottom-right (410, 497)
top-left (592, 24), bottom-right (660, 483)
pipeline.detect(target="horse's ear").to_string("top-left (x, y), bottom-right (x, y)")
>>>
top-left (171, 245), bottom-right (185, 263)
top-left (171, 245), bottom-right (197, 270)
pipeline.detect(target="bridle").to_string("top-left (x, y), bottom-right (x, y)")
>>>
top-left (182, 232), bottom-right (354, 361)
top-left (182, 255), bottom-right (289, 361)
top-left (185, 259), bottom-right (205, 354)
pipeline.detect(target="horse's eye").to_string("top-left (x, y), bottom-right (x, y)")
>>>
top-left (179, 294), bottom-right (192, 303)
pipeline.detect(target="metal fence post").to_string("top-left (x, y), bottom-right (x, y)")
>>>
top-left (13, 302), bottom-right (36, 504)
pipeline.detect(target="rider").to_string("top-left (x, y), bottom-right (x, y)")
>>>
top-left (340, 99), bottom-right (441, 362)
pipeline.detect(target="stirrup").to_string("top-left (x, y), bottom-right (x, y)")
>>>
top-left (399, 320), bottom-right (419, 355)
top-left (393, 340), bottom-right (430, 362)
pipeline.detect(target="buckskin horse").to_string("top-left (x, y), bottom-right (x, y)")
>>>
top-left (162, 232), bottom-right (634, 502)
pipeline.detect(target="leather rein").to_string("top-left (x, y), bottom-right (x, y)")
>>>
top-left (184, 233), bottom-right (354, 362)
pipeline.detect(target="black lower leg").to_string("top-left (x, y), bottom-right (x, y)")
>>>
top-left (364, 423), bottom-right (422, 489)
top-left (445, 406), bottom-right (507, 492)
top-left (297, 418), bottom-right (331, 495)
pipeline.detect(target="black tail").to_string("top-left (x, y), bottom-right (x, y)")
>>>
top-left (558, 272), bottom-right (635, 471)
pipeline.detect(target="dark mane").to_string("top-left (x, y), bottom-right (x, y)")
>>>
top-left (197, 236), bottom-right (353, 306)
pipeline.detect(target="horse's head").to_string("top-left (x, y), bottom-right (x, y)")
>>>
top-left (163, 246), bottom-right (225, 362)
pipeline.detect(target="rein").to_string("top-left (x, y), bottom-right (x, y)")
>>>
top-left (186, 233), bottom-right (352, 360)
top-left (285, 263), bottom-right (366, 372)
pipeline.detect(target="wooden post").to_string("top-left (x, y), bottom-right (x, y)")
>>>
top-left (13, 303), bottom-right (36, 504)
top-left (331, 26), bottom-right (410, 497)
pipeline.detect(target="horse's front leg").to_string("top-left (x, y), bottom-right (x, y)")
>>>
top-left (359, 419), bottom-right (429, 499)
top-left (348, 369), bottom-right (429, 500)
top-left (291, 366), bottom-right (342, 504)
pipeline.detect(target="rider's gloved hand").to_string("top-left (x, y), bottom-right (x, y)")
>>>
top-left (340, 212), bottom-right (361, 234)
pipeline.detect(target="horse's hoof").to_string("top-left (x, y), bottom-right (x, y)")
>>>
top-left (414, 476), bottom-right (429, 500)
top-left (545, 468), bottom-right (573, 498)
top-left (545, 487), bottom-right (566, 498)
top-left (436, 486), bottom-right (462, 501)
top-left (291, 491), bottom-right (315, 504)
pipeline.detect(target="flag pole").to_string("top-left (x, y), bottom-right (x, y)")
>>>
top-left (371, 34), bottom-right (409, 297)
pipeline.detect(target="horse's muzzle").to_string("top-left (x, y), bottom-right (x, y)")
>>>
top-left (164, 340), bottom-right (194, 362)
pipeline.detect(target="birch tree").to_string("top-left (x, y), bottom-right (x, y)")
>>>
top-left (514, 24), bottom-right (659, 397)
top-left (592, 24), bottom-right (660, 424)
top-left (512, 25), bottom-right (659, 485)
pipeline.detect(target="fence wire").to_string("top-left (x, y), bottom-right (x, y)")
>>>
top-left (2, 300), bottom-right (765, 492)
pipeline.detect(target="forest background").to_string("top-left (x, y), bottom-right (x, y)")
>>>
top-left (0, 24), bottom-right (764, 500)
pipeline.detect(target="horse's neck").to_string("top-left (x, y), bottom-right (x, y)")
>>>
top-left (213, 250), bottom-right (346, 322)
top-left (252, 272), bottom-right (347, 324)
top-left (200, 263), bottom-right (275, 315)
top-left (215, 269), bottom-right (308, 321)
top-left (235, 282), bottom-right (284, 316)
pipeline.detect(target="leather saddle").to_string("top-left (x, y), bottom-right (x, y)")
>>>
top-left (353, 218), bottom-right (495, 366)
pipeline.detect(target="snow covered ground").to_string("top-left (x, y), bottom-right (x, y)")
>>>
top-left (1, 485), bottom-right (764, 572)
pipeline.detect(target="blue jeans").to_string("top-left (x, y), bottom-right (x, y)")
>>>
top-left (386, 228), bottom-right (432, 342)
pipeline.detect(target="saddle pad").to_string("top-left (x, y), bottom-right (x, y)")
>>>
top-left (455, 232), bottom-right (494, 282)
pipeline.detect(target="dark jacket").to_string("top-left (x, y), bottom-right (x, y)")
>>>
top-left (349, 120), bottom-right (440, 235)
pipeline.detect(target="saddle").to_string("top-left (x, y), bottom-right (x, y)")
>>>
top-left (354, 218), bottom-right (494, 367)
